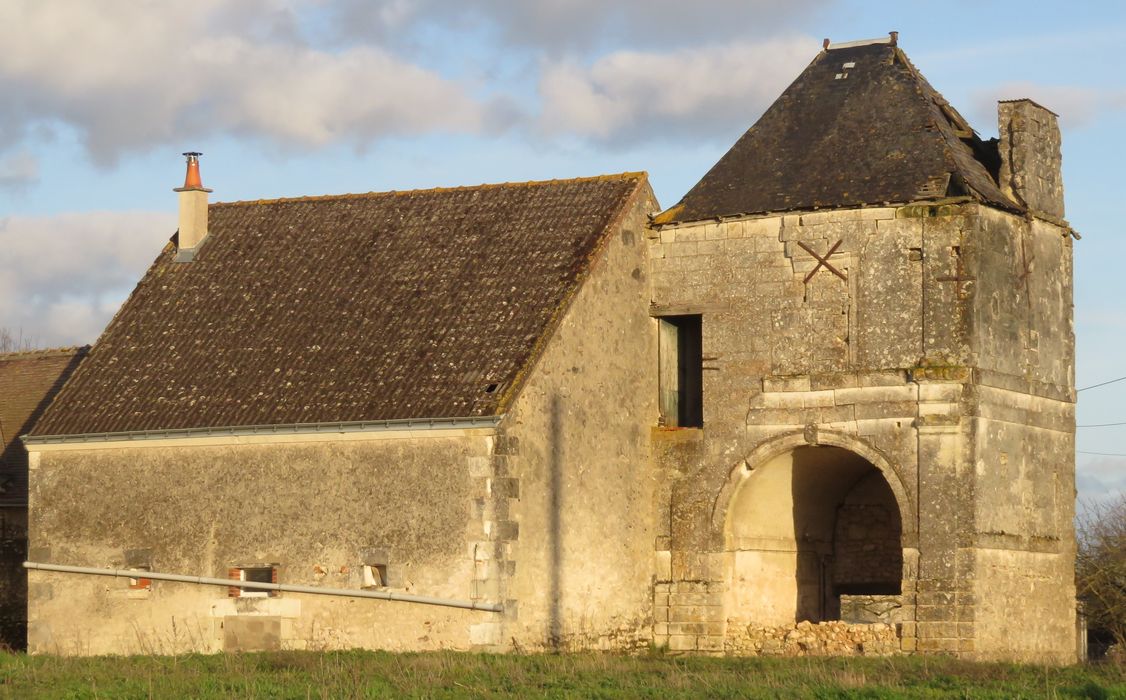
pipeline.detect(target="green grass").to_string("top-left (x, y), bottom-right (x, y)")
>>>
top-left (0, 650), bottom-right (1124, 699)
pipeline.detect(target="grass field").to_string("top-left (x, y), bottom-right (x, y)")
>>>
top-left (1, 650), bottom-right (1124, 699)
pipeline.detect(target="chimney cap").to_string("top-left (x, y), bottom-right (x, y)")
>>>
top-left (174, 151), bottom-right (212, 193)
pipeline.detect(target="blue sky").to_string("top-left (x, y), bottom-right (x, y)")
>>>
top-left (1, 1), bottom-right (1123, 499)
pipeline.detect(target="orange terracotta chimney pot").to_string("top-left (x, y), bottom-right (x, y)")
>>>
top-left (176, 151), bottom-right (206, 191)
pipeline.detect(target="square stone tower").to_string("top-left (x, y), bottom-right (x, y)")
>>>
top-left (647, 35), bottom-right (1076, 663)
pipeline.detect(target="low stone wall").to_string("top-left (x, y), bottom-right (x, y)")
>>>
top-left (840, 594), bottom-right (903, 624)
top-left (727, 620), bottom-right (900, 657)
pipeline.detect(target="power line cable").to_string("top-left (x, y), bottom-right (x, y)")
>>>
top-left (1078, 375), bottom-right (1126, 392)
top-left (1078, 450), bottom-right (1126, 457)
top-left (1078, 421), bottom-right (1126, 428)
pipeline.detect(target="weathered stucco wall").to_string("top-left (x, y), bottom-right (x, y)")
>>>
top-left (648, 200), bottom-right (1076, 663)
top-left (28, 435), bottom-right (495, 655)
top-left (499, 184), bottom-right (659, 651)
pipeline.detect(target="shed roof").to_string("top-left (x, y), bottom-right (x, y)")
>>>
top-left (654, 40), bottom-right (1020, 225)
top-left (31, 174), bottom-right (648, 437)
top-left (0, 348), bottom-right (87, 503)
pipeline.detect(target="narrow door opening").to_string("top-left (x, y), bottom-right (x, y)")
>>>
top-left (658, 314), bottom-right (703, 427)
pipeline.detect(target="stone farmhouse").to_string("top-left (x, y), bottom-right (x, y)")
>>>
top-left (18, 34), bottom-right (1078, 662)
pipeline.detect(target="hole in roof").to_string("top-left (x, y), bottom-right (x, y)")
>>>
top-left (484, 383), bottom-right (499, 394)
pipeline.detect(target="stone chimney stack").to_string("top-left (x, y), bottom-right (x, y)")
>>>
top-left (174, 152), bottom-right (212, 253)
top-left (997, 99), bottom-right (1064, 219)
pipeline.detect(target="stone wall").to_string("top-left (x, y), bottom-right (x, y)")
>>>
top-left (502, 182), bottom-right (660, 652)
top-left (726, 620), bottom-right (899, 657)
top-left (833, 472), bottom-right (902, 591)
top-left (28, 434), bottom-right (495, 655)
top-left (647, 200), bottom-right (1076, 663)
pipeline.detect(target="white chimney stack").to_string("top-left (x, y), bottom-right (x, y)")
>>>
top-left (174, 152), bottom-right (212, 258)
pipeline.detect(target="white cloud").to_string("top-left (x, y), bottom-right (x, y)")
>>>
top-left (1078, 456), bottom-right (1126, 507)
top-left (0, 150), bottom-right (38, 190)
top-left (538, 36), bottom-right (816, 143)
top-left (329, 0), bottom-right (827, 51)
top-left (0, 0), bottom-right (490, 162)
top-left (0, 211), bottom-right (174, 347)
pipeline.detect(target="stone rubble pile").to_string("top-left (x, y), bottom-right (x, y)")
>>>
top-left (727, 620), bottom-right (900, 657)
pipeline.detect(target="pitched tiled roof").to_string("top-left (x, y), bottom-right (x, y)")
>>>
top-left (654, 41), bottom-right (1020, 225)
top-left (31, 174), bottom-right (649, 436)
top-left (0, 348), bottom-right (87, 504)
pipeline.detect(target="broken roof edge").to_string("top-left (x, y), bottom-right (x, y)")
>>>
top-left (22, 414), bottom-right (505, 447)
top-left (494, 175), bottom-right (656, 416)
top-left (210, 171), bottom-right (650, 209)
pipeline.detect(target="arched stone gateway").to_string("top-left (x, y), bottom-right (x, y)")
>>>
top-left (722, 445), bottom-right (909, 627)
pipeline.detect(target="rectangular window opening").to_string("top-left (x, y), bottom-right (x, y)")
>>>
top-left (362, 564), bottom-right (388, 589)
top-left (128, 566), bottom-right (152, 591)
top-left (229, 565), bottom-right (278, 598)
top-left (658, 314), bottom-right (703, 428)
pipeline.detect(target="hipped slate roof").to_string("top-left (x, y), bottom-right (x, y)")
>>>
top-left (655, 40), bottom-right (1020, 225)
top-left (31, 174), bottom-right (647, 436)
top-left (0, 348), bottom-right (87, 503)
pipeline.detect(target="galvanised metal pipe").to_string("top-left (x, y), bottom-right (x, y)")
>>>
top-left (23, 561), bottom-right (502, 613)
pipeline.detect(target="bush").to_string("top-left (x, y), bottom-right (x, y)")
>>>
top-left (1077, 496), bottom-right (1126, 652)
